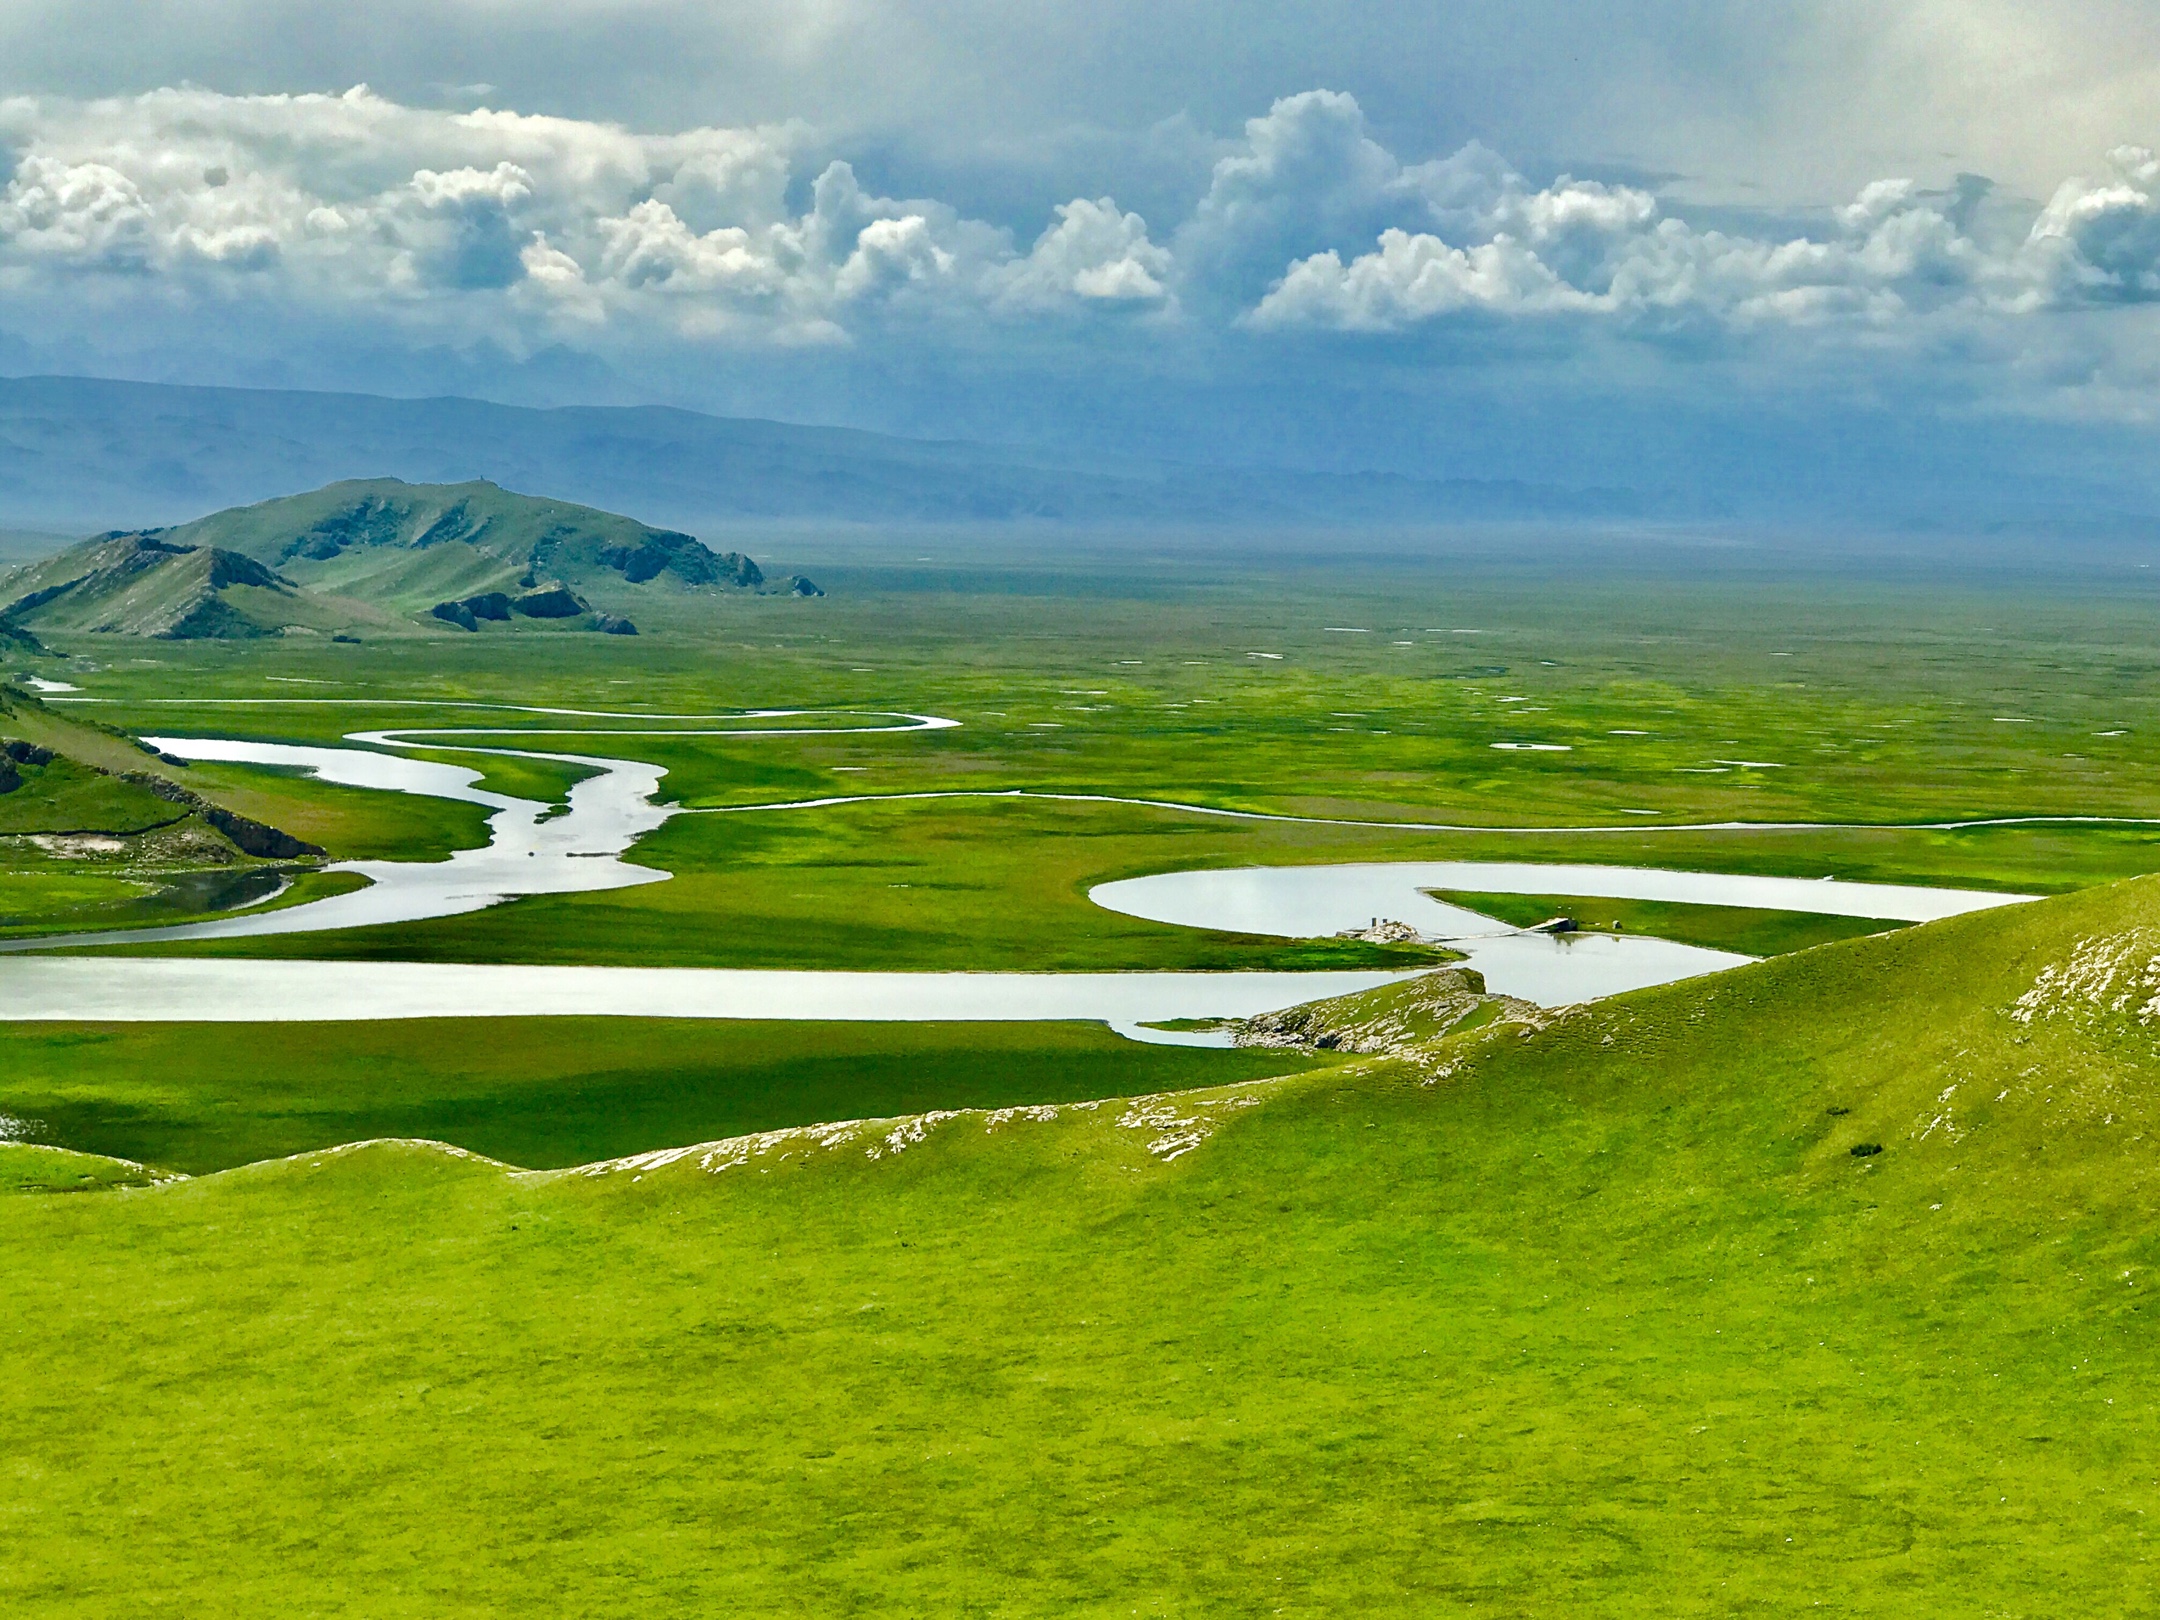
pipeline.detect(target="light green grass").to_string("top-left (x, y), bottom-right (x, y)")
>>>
top-left (8, 548), bottom-right (2160, 1610)
top-left (0, 1141), bottom-right (161, 1192)
top-left (0, 753), bottom-right (181, 835)
top-left (0, 871), bottom-right (157, 924)
top-left (2, 879), bottom-right (2158, 1612)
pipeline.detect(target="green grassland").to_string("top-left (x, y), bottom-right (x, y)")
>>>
top-left (4, 871), bottom-right (2159, 1613)
top-left (5, 540), bottom-right (2160, 1610)
top-left (1, 683), bottom-right (494, 863)
top-left (0, 1142), bottom-right (166, 1193)
top-left (0, 752), bottom-right (183, 835)
top-left (0, 1018), bottom-right (1329, 1174)
top-left (12, 542), bottom-right (2160, 961)
top-left (9, 546), bottom-right (2160, 976)
top-left (0, 867), bottom-right (367, 938)
top-left (96, 800), bottom-right (2127, 971)
top-left (36, 542), bottom-right (2160, 833)
top-left (1430, 888), bottom-right (1910, 954)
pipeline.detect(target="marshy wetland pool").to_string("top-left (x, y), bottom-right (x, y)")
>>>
top-left (0, 724), bottom-right (2044, 1030)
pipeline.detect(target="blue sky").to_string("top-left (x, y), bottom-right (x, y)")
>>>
top-left (2, 1), bottom-right (2158, 509)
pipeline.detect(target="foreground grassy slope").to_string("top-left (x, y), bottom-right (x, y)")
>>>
top-left (5, 878), bottom-right (2159, 1613)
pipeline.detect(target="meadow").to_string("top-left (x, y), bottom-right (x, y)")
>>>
top-left (2, 1017), bottom-right (1326, 1174)
top-left (14, 530), bottom-right (2160, 963)
top-left (2, 868), bottom-right (2156, 1613)
top-left (4, 528), bottom-right (2159, 1612)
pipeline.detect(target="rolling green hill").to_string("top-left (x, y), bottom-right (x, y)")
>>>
top-left (2, 874), bottom-right (2157, 1610)
top-left (0, 682), bottom-right (351, 935)
top-left (0, 527), bottom-right (389, 640)
top-left (0, 478), bottom-right (820, 640)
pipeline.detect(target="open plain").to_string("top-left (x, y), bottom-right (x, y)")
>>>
top-left (4, 529), bottom-right (2159, 1611)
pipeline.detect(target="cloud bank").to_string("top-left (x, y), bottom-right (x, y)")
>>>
top-left (0, 86), bottom-right (1182, 352)
top-left (6, 85), bottom-right (2158, 339)
top-left (2, 80), bottom-right (2160, 501)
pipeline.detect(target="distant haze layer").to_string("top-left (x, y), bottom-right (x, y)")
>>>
top-left (0, 374), bottom-right (1648, 535)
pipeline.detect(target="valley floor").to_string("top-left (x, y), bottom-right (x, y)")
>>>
top-left (4, 535), bottom-right (2157, 1611)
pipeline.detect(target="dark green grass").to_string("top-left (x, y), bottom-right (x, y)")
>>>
top-left (3, 880), bottom-right (2160, 1612)
top-left (0, 1018), bottom-right (1328, 1174)
top-left (0, 867), bottom-right (369, 938)
top-left (1431, 888), bottom-right (1909, 954)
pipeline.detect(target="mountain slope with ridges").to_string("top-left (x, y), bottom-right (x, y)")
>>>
top-left (0, 532), bottom-right (362, 638)
top-left (0, 479), bottom-right (813, 638)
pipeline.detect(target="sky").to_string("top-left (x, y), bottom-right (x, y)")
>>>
top-left (2, 1), bottom-right (2159, 510)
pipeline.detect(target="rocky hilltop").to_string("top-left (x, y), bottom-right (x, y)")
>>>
top-left (0, 478), bottom-right (821, 641)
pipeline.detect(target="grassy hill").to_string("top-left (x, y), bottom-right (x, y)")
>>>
top-left (0, 479), bottom-right (819, 640)
top-left (0, 682), bottom-right (393, 936)
top-left (0, 530), bottom-right (382, 639)
top-left (1, 873), bottom-right (2156, 1611)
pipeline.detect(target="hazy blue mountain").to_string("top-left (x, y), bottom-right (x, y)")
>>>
top-left (0, 374), bottom-right (1645, 535)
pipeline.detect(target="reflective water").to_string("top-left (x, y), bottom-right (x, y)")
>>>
top-left (0, 723), bottom-right (2045, 1030)
top-left (1089, 861), bottom-right (2037, 1005)
top-left (0, 733), bottom-right (671, 952)
top-left (0, 958), bottom-right (1409, 1048)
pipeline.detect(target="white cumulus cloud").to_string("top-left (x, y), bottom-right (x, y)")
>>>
top-left (0, 84), bottom-right (1168, 354)
top-left (1240, 94), bottom-right (2160, 334)
top-left (0, 79), bottom-right (2158, 421)
top-left (995, 197), bottom-right (1173, 310)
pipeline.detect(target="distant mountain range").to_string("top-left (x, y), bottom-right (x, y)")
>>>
top-left (0, 479), bottom-right (818, 641)
top-left (0, 374), bottom-right (1646, 534)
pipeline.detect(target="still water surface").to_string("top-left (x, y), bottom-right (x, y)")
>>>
top-left (1090, 862), bottom-right (2036, 1004)
top-left (0, 731), bottom-right (2040, 1033)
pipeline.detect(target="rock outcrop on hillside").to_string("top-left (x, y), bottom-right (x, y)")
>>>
top-left (1235, 967), bottom-right (1547, 1057)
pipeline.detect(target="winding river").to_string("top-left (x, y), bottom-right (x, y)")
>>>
top-left (0, 705), bottom-right (2042, 1039)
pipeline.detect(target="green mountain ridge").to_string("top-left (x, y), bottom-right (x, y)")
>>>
top-left (0, 531), bottom-right (355, 639)
top-left (0, 478), bottom-right (821, 640)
